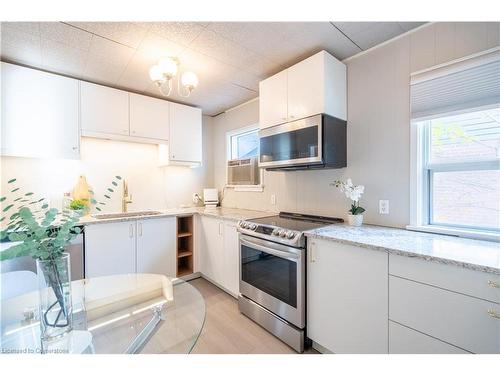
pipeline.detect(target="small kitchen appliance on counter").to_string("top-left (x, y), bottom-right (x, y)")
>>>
top-left (203, 188), bottom-right (219, 208)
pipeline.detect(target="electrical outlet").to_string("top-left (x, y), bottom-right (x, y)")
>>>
top-left (270, 194), bottom-right (276, 205)
top-left (379, 200), bottom-right (389, 214)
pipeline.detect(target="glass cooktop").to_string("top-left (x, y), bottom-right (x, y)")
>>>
top-left (250, 212), bottom-right (343, 232)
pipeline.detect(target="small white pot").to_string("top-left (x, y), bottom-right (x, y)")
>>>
top-left (347, 214), bottom-right (363, 227)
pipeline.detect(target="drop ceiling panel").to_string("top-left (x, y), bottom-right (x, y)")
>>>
top-left (1, 21), bottom-right (426, 115)
top-left (68, 22), bottom-right (150, 49)
top-left (40, 22), bottom-right (92, 51)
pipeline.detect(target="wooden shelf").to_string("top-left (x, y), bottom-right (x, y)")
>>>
top-left (177, 266), bottom-right (192, 277)
top-left (176, 215), bottom-right (194, 277)
top-left (178, 250), bottom-right (193, 258)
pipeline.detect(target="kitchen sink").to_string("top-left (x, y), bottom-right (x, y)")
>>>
top-left (92, 211), bottom-right (162, 220)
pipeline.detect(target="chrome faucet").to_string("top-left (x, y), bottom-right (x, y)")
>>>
top-left (122, 180), bottom-right (133, 213)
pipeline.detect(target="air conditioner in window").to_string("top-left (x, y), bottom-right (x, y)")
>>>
top-left (227, 157), bottom-right (259, 185)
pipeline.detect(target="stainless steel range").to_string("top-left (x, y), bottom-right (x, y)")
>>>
top-left (237, 212), bottom-right (343, 352)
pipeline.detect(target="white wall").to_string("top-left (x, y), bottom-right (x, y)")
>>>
top-left (0, 115), bottom-right (213, 213)
top-left (213, 22), bottom-right (500, 228)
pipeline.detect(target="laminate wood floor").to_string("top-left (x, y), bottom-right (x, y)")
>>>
top-left (189, 277), bottom-right (316, 354)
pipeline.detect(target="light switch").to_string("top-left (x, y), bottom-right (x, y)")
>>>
top-left (270, 194), bottom-right (276, 205)
top-left (379, 200), bottom-right (389, 214)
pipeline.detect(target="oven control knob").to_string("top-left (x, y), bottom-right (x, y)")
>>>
top-left (272, 228), bottom-right (280, 236)
top-left (250, 224), bottom-right (257, 230)
top-left (286, 231), bottom-right (295, 239)
top-left (279, 230), bottom-right (287, 238)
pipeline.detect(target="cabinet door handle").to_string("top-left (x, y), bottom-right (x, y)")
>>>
top-left (309, 242), bottom-right (316, 263)
top-left (138, 222), bottom-right (143, 237)
top-left (487, 309), bottom-right (500, 319)
top-left (219, 222), bottom-right (223, 236)
top-left (129, 224), bottom-right (134, 238)
top-left (488, 280), bottom-right (500, 288)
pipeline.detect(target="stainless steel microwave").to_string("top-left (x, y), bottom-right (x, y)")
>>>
top-left (258, 114), bottom-right (347, 171)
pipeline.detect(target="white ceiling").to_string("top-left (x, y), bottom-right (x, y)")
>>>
top-left (0, 21), bottom-right (425, 116)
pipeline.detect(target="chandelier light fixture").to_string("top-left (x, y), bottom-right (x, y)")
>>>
top-left (149, 57), bottom-right (199, 97)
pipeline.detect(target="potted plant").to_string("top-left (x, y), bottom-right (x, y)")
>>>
top-left (0, 176), bottom-right (121, 343)
top-left (332, 179), bottom-right (366, 226)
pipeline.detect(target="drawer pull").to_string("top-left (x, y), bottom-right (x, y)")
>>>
top-left (488, 280), bottom-right (500, 288)
top-left (487, 309), bottom-right (500, 319)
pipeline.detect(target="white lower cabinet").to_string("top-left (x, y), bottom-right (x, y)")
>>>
top-left (307, 239), bottom-right (389, 353)
top-left (389, 275), bottom-right (500, 354)
top-left (198, 216), bottom-right (240, 297)
top-left (136, 217), bottom-right (177, 277)
top-left (389, 321), bottom-right (469, 354)
top-left (223, 221), bottom-right (240, 296)
top-left (199, 216), bottom-right (224, 284)
top-left (85, 218), bottom-right (177, 278)
top-left (85, 221), bottom-right (136, 278)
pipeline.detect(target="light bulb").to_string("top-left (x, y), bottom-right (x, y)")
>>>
top-left (181, 71), bottom-right (199, 90)
top-left (149, 65), bottom-right (164, 83)
top-left (158, 57), bottom-right (178, 78)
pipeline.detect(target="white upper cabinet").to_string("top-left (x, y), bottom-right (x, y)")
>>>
top-left (129, 93), bottom-right (170, 142)
top-left (259, 50), bottom-right (347, 129)
top-left (80, 81), bottom-right (129, 136)
top-left (168, 102), bottom-right (202, 165)
top-left (1, 62), bottom-right (80, 159)
top-left (259, 70), bottom-right (288, 129)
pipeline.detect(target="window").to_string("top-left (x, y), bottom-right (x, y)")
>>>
top-left (226, 126), bottom-right (262, 190)
top-left (417, 108), bottom-right (500, 231)
top-left (229, 128), bottom-right (259, 160)
top-left (410, 51), bottom-right (500, 240)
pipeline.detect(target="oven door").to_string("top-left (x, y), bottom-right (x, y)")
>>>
top-left (239, 234), bottom-right (305, 328)
top-left (259, 114), bottom-right (322, 169)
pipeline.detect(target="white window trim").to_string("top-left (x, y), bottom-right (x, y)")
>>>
top-left (225, 124), bottom-right (264, 192)
top-left (408, 113), bottom-right (500, 242)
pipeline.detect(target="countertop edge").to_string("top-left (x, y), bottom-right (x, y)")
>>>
top-left (304, 231), bottom-right (500, 275)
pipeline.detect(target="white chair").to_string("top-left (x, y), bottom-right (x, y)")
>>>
top-left (0, 271), bottom-right (38, 300)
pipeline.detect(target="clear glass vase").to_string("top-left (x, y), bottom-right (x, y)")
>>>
top-left (36, 253), bottom-right (73, 342)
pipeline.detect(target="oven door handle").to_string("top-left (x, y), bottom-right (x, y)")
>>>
top-left (240, 238), bottom-right (300, 262)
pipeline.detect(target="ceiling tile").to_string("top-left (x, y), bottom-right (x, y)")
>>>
top-left (86, 35), bottom-right (135, 69)
top-left (136, 31), bottom-right (186, 61)
top-left (84, 35), bottom-right (135, 85)
top-left (0, 25), bottom-right (42, 66)
top-left (40, 22), bottom-right (92, 51)
top-left (189, 29), bottom-right (256, 68)
top-left (116, 51), bottom-right (155, 91)
top-left (41, 38), bottom-right (87, 77)
top-left (336, 22), bottom-right (405, 50)
top-left (272, 22), bottom-right (362, 61)
top-left (147, 22), bottom-right (207, 46)
top-left (1, 22), bottom-right (40, 35)
top-left (67, 22), bottom-right (150, 49)
top-left (398, 22), bottom-right (426, 32)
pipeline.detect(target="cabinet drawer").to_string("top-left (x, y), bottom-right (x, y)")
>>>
top-left (389, 254), bottom-right (500, 303)
top-left (389, 275), bottom-right (500, 353)
top-left (389, 321), bottom-right (469, 354)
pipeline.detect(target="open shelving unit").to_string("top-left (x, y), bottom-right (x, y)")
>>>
top-left (176, 215), bottom-right (194, 277)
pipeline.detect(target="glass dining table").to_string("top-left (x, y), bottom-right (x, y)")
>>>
top-left (0, 274), bottom-right (206, 354)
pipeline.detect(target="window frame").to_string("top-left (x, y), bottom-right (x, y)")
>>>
top-left (409, 105), bottom-right (500, 241)
top-left (225, 124), bottom-right (264, 192)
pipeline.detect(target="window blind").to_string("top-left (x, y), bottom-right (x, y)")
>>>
top-left (411, 53), bottom-right (500, 120)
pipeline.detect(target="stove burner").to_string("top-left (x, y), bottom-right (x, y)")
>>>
top-left (237, 212), bottom-right (343, 248)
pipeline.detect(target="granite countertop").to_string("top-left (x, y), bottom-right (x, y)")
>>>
top-left (79, 207), bottom-right (275, 225)
top-left (305, 224), bottom-right (500, 275)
